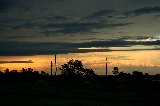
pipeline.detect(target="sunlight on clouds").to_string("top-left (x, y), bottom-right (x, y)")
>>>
top-left (78, 47), bottom-right (108, 50)
top-left (78, 45), bottom-right (160, 51)
top-left (109, 45), bottom-right (159, 50)
top-left (0, 51), bottom-right (159, 75)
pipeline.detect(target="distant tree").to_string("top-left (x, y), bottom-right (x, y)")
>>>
top-left (144, 73), bottom-right (149, 76)
top-left (60, 59), bottom-right (83, 76)
top-left (132, 71), bottom-right (144, 80)
top-left (5, 68), bottom-right (9, 74)
top-left (41, 71), bottom-right (47, 75)
top-left (132, 71), bottom-right (143, 76)
top-left (83, 69), bottom-right (95, 77)
top-left (0, 71), bottom-right (3, 78)
top-left (60, 59), bottom-right (97, 78)
top-left (112, 67), bottom-right (119, 75)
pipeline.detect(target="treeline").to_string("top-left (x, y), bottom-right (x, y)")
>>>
top-left (0, 68), bottom-right (49, 82)
top-left (0, 68), bottom-right (160, 82)
top-left (107, 71), bottom-right (160, 82)
top-left (0, 59), bottom-right (160, 82)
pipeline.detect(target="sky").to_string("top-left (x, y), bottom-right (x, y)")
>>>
top-left (0, 0), bottom-right (160, 55)
top-left (0, 0), bottom-right (160, 74)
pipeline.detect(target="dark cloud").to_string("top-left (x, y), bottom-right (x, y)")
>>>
top-left (0, 19), bottom-right (34, 29)
top-left (155, 14), bottom-right (160, 18)
top-left (0, 15), bottom-right (68, 30)
top-left (6, 35), bottom-right (34, 40)
top-left (87, 9), bottom-right (117, 19)
top-left (41, 22), bottom-right (131, 35)
top-left (0, 0), bottom-right (15, 12)
top-left (117, 36), bottom-right (159, 41)
top-left (80, 37), bottom-right (101, 41)
top-left (0, 16), bottom-right (131, 36)
top-left (76, 40), bottom-right (160, 48)
top-left (0, 60), bottom-right (33, 64)
top-left (0, 40), bottom-right (159, 56)
top-left (53, 16), bottom-right (68, 20)
top-left (0, 0), bottom-right (160, 46)
top-left (0, 0), bottom-right (64, 12)
top-left (0, 41), bottom-right (74, 56)
top-left (125, 6), bottom-right (160, 16)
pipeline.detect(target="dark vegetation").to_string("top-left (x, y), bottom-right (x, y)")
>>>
top-left (0, 59), bottom-right (160, 106)
top-left (0, 59), bottom-right (160, 82)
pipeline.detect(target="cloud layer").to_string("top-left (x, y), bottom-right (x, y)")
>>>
top-left (0, 0), bottom-right (160, 55)
top-left (0, 40), bottom-right (159, 56)
top-left (0, 60), bottom-right (33, 64)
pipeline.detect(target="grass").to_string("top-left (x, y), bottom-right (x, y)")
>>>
top-left (0, 81), bottom-right (160, 106)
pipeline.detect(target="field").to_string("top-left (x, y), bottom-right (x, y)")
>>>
top-left (0, 81), bottom-right (160, 106)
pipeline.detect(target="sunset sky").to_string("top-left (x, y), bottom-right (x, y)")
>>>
top-left (0, 0), bottom-right (160, 74)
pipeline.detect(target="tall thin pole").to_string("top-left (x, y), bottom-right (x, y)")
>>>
top-left (55, 54), bottom-right (57, 75)
top-left (55, 55), bottom-right (57, 65)
top-left (51, 61), bottom-right (53, 76)
top-left (106, 57), bottom-right (108, 77)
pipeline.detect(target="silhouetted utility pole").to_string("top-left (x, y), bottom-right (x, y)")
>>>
top-left (106, 57), bottom-right (107, 77)
top-left (51, 61), bottom-right (53, 76)
top-left (106, 57), bottom-right (108, 77)
top-left (55, 54), bottom-right (57, 75)
top-left (55, 54), bottom-right (57, 65)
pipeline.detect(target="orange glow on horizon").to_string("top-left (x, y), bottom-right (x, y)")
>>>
top-left (0, 50), bottom-right (160, 75)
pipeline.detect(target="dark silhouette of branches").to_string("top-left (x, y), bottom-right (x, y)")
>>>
top-left (59, 59), bottom-right (98, 81)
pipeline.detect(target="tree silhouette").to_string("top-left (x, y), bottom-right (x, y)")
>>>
top-left (60, 59), bottom-right (97, 81)
top-left (132, 71), bottom-right (143, 80)
top-left (112, 67), bottom-right (119, 75)
top-left (60, 59), bottom-right (83, 76)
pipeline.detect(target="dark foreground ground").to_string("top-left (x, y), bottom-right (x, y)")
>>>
top-left (0, 81), bottom-right (160, 106)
